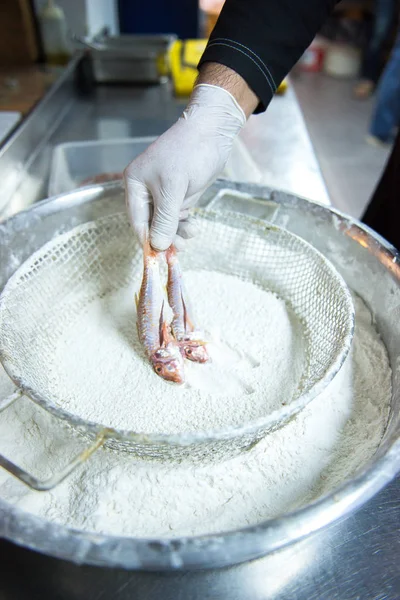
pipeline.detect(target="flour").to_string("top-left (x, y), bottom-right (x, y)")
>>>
top-left (51, 271), bottom-right (307, 433)
top-left (0, 287), bottom-right (391, 539)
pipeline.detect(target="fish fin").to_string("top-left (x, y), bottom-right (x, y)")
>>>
top-left (162, 322), bottom-right (174, 346)
top-left (181, 292), bottom-right (195, 333)
top-left (134, 292), bottom-right (139, 310)
top-left (159, 300), bottom-right (165, 345)
top-left (159, 301), bottom-right (173, 346)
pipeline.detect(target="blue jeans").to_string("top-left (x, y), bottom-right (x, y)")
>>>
top-left (362, 0), bottom-right (396, 83)
top-left (370, 30), bottom-right (400, 142)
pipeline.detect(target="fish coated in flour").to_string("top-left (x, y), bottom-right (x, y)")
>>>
top-left (136, 241), bottom-right (185, 384)
top-left (166, 245), bottom-right (209, 363)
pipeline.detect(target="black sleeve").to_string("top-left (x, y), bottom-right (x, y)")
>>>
top-left (198, 0), bottom-right (338, 112)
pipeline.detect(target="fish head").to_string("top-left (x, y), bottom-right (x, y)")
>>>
top-left (182, 342), bottom-right (209, 363)
top-left (181, 332), bottom-right (209, 363)
top-left (151, 346), bottom-right (185, 384)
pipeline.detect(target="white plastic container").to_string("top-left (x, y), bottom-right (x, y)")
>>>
top-left (48, 136), bottom-right (261, 196)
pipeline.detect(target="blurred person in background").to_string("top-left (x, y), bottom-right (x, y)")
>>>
top-left (353, 0), bottom-right (397, 99)
top-left (366, 23), bottom-right (400, 144)
top-left (362, 24), bottom-right (400, 245)
top-left (125, 0), bottom-right (400, 253)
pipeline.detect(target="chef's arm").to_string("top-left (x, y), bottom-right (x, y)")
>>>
top-left (125, 0), bottom-right (338, 251)
top-left (199, 0), bottom-right (338, 112)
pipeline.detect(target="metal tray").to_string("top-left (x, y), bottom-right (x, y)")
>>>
top-left (87, 34), bottom-right (177, 83)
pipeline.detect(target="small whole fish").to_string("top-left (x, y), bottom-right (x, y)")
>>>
top-left (166, 245), bottom-right (209, 363)
top-left (136, 241), bottom-right (185, 384)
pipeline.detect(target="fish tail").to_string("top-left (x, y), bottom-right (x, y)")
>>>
top-left (143, 236), bottom-right (158, 261)
top-left (165, 244), bottom-right (177, 264)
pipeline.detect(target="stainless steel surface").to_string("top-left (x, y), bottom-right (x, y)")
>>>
top-left (0, 111), bottom-right (21, 145)
top-left (0, 210), bottom-right (353, 475)
top-left (1, 490), bottom-right (399, 600)
top-left (242, 86), bottom-right (330, 205)
top-left (0, 79), bottom-right (184, 220)
top-left (0, 57), bottom-right (329, 220)
top-left (47, 136), bottom-right (261, 197)
top-left (0, 58), bottom-right (79, 217)
top-left (0, 182), bottom-right (399, 576)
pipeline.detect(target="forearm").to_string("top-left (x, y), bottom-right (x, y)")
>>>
top-left (196, 62), bottom-right (258, 118)
top-left (199, 0), bottom-right (339, 113)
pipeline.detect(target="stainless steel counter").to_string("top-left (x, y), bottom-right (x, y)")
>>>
top-left (243, 87), bottom-right (330, 205)
top-left (0, 56), bottom-right (329, 221)
top-left (1, 478), bottom-right (399, 599)
top-left (0, 59), bottom-right (399, 599)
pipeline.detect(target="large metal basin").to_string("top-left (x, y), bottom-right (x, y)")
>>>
top-left (0, 180), bottom-right (399, 570)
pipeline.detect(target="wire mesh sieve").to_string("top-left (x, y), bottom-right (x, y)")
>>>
top-left (0, 210), bottom-right (354, 465)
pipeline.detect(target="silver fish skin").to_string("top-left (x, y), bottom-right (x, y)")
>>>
top-left (166, 245), bottom-right (209, 364)
top-left (136, 241), bottom-right (164, 358)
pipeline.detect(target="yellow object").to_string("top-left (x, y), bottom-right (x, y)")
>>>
top-left (276, 79), bottom-right (288, 95)
top-left (169, 39), bottom-right (208, 96)
top-left (169, 39), bottom-right (288, 97)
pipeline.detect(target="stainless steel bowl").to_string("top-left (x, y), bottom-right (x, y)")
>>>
top-left (0, 180), bottom-right (399, 570)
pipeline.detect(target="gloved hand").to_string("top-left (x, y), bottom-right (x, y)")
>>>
top-left (124, 84), bottom-right (246, 251)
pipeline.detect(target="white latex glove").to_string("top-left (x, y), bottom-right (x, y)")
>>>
top-left (124, 84), bottom-right (246, 251)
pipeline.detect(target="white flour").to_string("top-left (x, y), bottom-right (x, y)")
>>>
top-left (50, 271), bottom-right (306, 433)
top-left (0, 279), bottom-right (391, 538)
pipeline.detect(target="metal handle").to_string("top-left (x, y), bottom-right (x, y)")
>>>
top-left (0, 390), bottom-right (105, 491)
